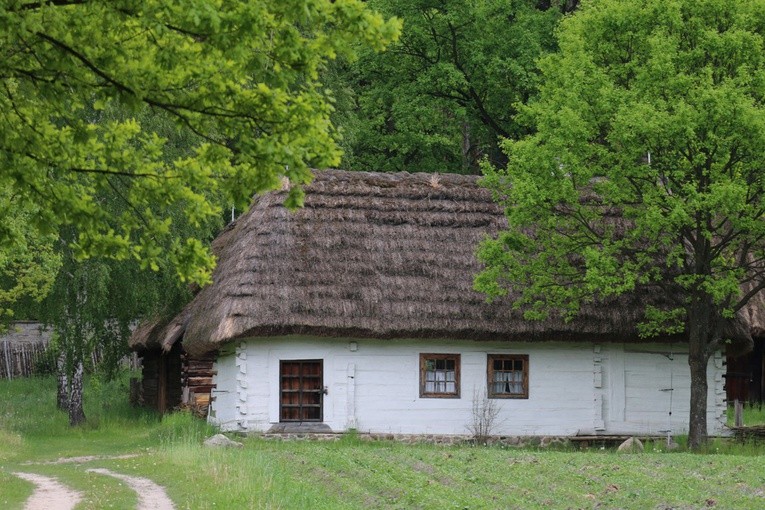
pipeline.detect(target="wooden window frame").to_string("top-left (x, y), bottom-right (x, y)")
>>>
top-left (487, 354), bottom-right (529, 399)
top-left (419, 353), bottom-right (460, 398)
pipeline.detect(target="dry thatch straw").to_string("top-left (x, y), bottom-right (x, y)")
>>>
top-left (129, 170), bottom-right (762, 357)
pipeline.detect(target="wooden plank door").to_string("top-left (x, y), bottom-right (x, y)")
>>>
top-left (280, 360), bottom-right (323, 422)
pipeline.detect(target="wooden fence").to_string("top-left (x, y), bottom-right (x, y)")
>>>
top-left (0, 340), bottom-right (140, 380)
top-left (0, 339), bottom-right (50, 380)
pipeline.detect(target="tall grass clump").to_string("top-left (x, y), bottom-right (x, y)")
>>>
top-left (153, 410), bottom-right (217, 448)
top-left (0, 375), bottom-right (70, 437)
top-left (84, 370), bottom-right (158, 430)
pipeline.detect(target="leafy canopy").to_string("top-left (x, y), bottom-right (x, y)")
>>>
top-left (0, 0), bottom-right (401, 285)
top-left (0, 197), bottom-right (61, 324)
top-left (331, 0), bottom-right (563, 174)
top-left (476, 0), bottom-right (765, 337)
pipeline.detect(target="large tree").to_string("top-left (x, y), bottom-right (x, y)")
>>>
top-left (475, 0), bottom-right (765, 449)
top-left (331, 0), bottom-right (567, 174)
top-left (1, 0), bottom-right (400, 285)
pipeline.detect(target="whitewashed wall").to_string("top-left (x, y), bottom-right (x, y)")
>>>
top-left (208, 336), bottom-right (726, 437)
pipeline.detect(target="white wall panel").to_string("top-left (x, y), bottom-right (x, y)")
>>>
top-left (208, 347), bottom-right (238, 431)
top-left (210, 336), bottom-right (727, 437)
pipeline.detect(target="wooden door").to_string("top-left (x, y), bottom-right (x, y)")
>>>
top-left (280, 360), bottom-right (323, 422)
top-left (157, 352), bottom-right (167, 413)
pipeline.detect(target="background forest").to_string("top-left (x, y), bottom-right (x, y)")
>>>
top-left (330, 0), bottom-right (576, 174)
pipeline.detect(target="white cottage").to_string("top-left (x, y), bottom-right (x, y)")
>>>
top-left (131, 170), bottom-right (759, 437)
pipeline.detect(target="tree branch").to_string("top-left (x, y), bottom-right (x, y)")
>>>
top-left (15, 0), bottom-right (86, 11)
top-left (445, 21), bottom-right (510, 139)
top-left (104, 175), bottom-right (151, 230)
top-left (36, 32), bottom-right (135, 95)
top-left (733, 278), bottom-right (765, 313)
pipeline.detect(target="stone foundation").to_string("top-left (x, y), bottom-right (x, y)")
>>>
top-left (250, 431), bottom-right (573, 448)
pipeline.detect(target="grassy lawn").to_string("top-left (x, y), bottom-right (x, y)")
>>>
top-left (3, 374), bottom-right (765, 509)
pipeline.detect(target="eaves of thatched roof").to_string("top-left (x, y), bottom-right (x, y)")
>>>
top-left (129, 169), bottom-right (763, 357)
top-left (128, 311), bottom-right (187, 353)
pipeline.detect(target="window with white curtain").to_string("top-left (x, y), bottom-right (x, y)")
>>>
top-left (487, 354), bottom-right (528, 399)
top-left (419, 353), bottom-right (460, 398)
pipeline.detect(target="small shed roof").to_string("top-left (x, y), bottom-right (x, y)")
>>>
top-left (0, 322), bottom-right (52, 345)
top-left (130, 170), bottom-right (761, 356)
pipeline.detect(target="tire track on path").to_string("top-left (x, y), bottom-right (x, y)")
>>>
top-left (87, 467), bottom-right (175, 510)
top-left (11, 472), bottom-right (83, 510)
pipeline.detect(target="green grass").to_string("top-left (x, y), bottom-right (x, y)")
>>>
top-left (728, 403), bottom-right (765, 427)
top-left (4, 374), bottom-right (765, 509)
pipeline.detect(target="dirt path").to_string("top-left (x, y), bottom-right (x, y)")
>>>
top-left (11, 472), bottom-right (83, 510)
top-left (87, 468), bottom-right (175, 510)
top-left (13, 456), bottom-right (175, 510)
top-left (24, 454), bottom-right (140, 465)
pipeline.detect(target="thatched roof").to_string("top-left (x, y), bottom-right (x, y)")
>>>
top-left (129, 169), bottom-right (763, 357)
top-left (0, 322), bottom-right (52, 346)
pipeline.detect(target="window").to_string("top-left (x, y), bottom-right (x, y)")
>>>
top-left (280, 360), bottom-right (323, 421)
top-left (487, 354), bottom-right (528, 399)
top-left (420, 353), bottom-right (460, 398)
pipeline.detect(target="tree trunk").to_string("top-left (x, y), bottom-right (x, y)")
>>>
top-left (687, 345), bottom-right (710, 449)
top-left (68, 360), bottom-right (85, 426)
top-left (56, 352), bottom-right (69, 411)
top-left (687, 300), bottom-right (713, 450)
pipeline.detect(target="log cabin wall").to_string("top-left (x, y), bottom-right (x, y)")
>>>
top-left (138, 341), bottom-right (217, 416)
top-left (181, 350), bottom-right (217, 417)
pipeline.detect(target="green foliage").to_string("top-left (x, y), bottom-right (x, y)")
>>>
top-left (0, 0), bottom-right (401, 285)
top-left (331, 0), bottom-right (563, 174)
top-left (0, 200), bottom-right (61, 328)
top-left (36, 254), bottom-right (131, 380)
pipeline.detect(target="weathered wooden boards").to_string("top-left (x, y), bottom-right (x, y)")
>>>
top-left (0, 340), bottom-right (48, 380)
